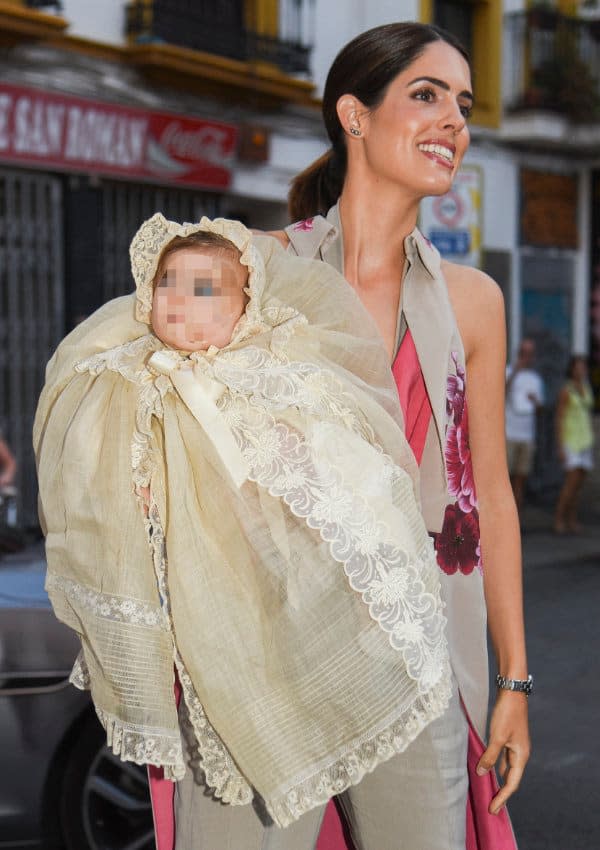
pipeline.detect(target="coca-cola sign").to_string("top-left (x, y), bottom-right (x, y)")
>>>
top-left (0, 82), bottom-right (237, 189)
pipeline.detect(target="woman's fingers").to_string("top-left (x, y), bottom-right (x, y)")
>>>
top-left (476, 737), bottom-right (503, 776)
top-left (489, 746), bottom-right (527, 814)
top-left (498, 749), bottom-right (509, 780)
top-left (477, 735), bottom-right (529, 815)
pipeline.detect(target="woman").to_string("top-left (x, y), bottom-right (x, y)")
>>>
top-left (161, 22), bottom-right (530, 850)
top-left (555, 355), bottom-right (595, 533)
top-left (276, 21), bottom-right (530, 848)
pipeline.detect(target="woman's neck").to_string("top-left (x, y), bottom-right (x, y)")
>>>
top-left (338, 176), bottom-right (421, 288)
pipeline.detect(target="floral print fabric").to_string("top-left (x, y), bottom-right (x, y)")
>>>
top-left (433, 354), bottom-right (482, 576)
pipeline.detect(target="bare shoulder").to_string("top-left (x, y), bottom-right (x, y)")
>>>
top-left (251, 228), bottom-right (290, 249)
top-left (442, 259), bottom-right (503, 307)
top-left (441, 260), bottom-right (505, 357)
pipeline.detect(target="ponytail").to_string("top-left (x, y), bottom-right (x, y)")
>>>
top-left (288, 146), bottom-right (346, 222)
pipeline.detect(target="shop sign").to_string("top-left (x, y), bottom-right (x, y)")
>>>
top-left (419, 166), bottom-right (482, 267)
top-left (0, 82), bottom-right (237, 189)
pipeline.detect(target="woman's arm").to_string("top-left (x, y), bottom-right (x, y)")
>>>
top-left (445, 262), bottom-right (530, 815)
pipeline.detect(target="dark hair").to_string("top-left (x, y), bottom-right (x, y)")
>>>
top-left (566, 354), bottom-right (588, 379)
top-left (288, 22), bottom-right (470, 221)
top-left (153, 232), bottom-right (241, 290)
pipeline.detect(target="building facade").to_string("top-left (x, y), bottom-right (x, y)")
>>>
top-left (0, 0), bottom-right (598, 521)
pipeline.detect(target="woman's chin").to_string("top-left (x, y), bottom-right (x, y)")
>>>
top-left (419, 174), bottom-right (455, 197)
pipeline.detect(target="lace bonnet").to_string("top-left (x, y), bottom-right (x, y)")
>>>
top-left (130, 213), bottom-right (265, 332)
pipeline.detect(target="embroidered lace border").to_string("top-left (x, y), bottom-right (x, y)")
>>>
top-left (270, 667), bottom-right (452, 827)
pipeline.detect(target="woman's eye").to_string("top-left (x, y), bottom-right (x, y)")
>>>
top-left (459, 103), bottom-right (473, 119)
top-left (413, 87), bottom-right (436, 103)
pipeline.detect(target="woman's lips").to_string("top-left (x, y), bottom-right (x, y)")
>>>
top-left (418, 149), bottom-right (454, 170)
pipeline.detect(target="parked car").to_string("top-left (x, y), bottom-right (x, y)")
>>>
top-left (0, 543), bottom-right (156, 849)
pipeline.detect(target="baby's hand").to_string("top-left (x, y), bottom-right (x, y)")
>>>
top-left (136, 485), bottom-right (151, 518)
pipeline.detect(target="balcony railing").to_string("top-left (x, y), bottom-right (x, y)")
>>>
top-left (24, 1), bottom-right (63, 10)
top-left (504, 11), bottom-right (600, 123)
top-left (125, 0), bottom-right (313, 75)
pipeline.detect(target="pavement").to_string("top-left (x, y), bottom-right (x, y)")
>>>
top-left (1, 483), bottom-right (599, 850)
top-left (505, 488), bottom-right (600, 850)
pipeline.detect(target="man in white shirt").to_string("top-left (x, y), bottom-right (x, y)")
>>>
top-left (505, 338), bottom-right (545, 511)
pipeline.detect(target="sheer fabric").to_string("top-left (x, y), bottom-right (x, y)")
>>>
top-left (34, 216), bottom-right (451, 826)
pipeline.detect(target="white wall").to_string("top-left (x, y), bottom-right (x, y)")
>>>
top-left (463, 144), bottom-right (518, 252)
top-left (61, 0), bottom-right (125, 45)
top-left (230, 133), bottom-right (327, 203)
top-left (311, 0), bottom-right (419, 96)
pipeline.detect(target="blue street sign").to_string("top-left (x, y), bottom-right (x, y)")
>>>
top-left (429, 230), bottom-right (471, 256)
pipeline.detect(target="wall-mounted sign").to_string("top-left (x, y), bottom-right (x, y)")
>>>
top-left (419, 166), bottom-right (482, 267)
top-left (0, 82), bottom-right (238, 189)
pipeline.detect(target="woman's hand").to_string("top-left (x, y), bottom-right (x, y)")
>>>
top-left (477, 689), bottom-right (531, 815)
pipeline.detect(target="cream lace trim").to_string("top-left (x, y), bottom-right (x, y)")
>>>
top-left (75, 334), bottom-right (161, 381)
top-left (47, 574), bottom-right (166, 629)
top-left (144, 499), bottom-right (253, 800)
top-left (213, 346), bottom-right (376, 440)
top-left (69, 649), bottom-right (91, 690)
top-left (68, 651), bottom-right (186, 779)
top-left (271, 667), bottom-right (452, 827)
top-left (213, 348), bottom-right (447, 693)
top-left (96, 706), bottom-right (184, 774)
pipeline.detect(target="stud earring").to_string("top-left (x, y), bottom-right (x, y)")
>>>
top-left (350, 127), bottom-right (361, 137)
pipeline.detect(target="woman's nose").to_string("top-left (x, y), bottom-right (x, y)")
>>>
top-left (439, 100), bottom-right (467, 135)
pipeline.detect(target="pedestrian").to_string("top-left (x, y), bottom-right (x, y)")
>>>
top-left (34, 216), bottom-right (451, 847)
top-left (554, 355), bottom-right (595, 534)
top-left (276, 21), bottom-right (530, 849)
top-left (505, 338), bottom-right (545, 512)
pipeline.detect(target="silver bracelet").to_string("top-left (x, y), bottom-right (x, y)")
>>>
top-left (496, 673), bottom-right (534, 697)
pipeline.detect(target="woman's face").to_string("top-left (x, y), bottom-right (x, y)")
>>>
top-left (352, 40), bottom-right (473, 198)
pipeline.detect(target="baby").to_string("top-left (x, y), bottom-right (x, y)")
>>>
top-left (34, 215), bottom-right (450, 829)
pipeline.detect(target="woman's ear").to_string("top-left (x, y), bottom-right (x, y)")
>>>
top-left (336, 95), bottom-right (367, 140)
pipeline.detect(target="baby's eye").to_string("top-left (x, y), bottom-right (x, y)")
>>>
top-left (194, 277), bottom-right (214, 296)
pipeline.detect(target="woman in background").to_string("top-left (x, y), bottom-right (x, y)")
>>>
top-left (555, 355), bottom-right (595, 534)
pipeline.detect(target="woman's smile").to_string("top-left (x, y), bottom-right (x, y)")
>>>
top-left (416, 139), bottom-right (457, 169)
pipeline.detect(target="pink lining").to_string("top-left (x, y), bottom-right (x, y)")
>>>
top-left (149, 765), bottom-right (176, 850)
top-left (466, 711), bottom-right (519, 850)
top-left (392, 330), bottom-right (431, 465)
top-left (149, 677), bottom-right (180, 850)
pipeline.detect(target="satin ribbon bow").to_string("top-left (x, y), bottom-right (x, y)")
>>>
top-left (148, 350), bottom-right (249, 488)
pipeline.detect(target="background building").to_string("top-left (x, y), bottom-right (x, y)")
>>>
top-left (0, 0), bottom-right (598, 523)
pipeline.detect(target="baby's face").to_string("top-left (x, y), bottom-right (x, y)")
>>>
top-left (151, 247), bottom-right (248, 351)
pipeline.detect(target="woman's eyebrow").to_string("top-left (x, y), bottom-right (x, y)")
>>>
top-left (407, 76), bottom-right (474, 102)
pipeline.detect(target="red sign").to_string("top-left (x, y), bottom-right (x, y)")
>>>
top-left (0, 82), bottom-right (237, 189)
